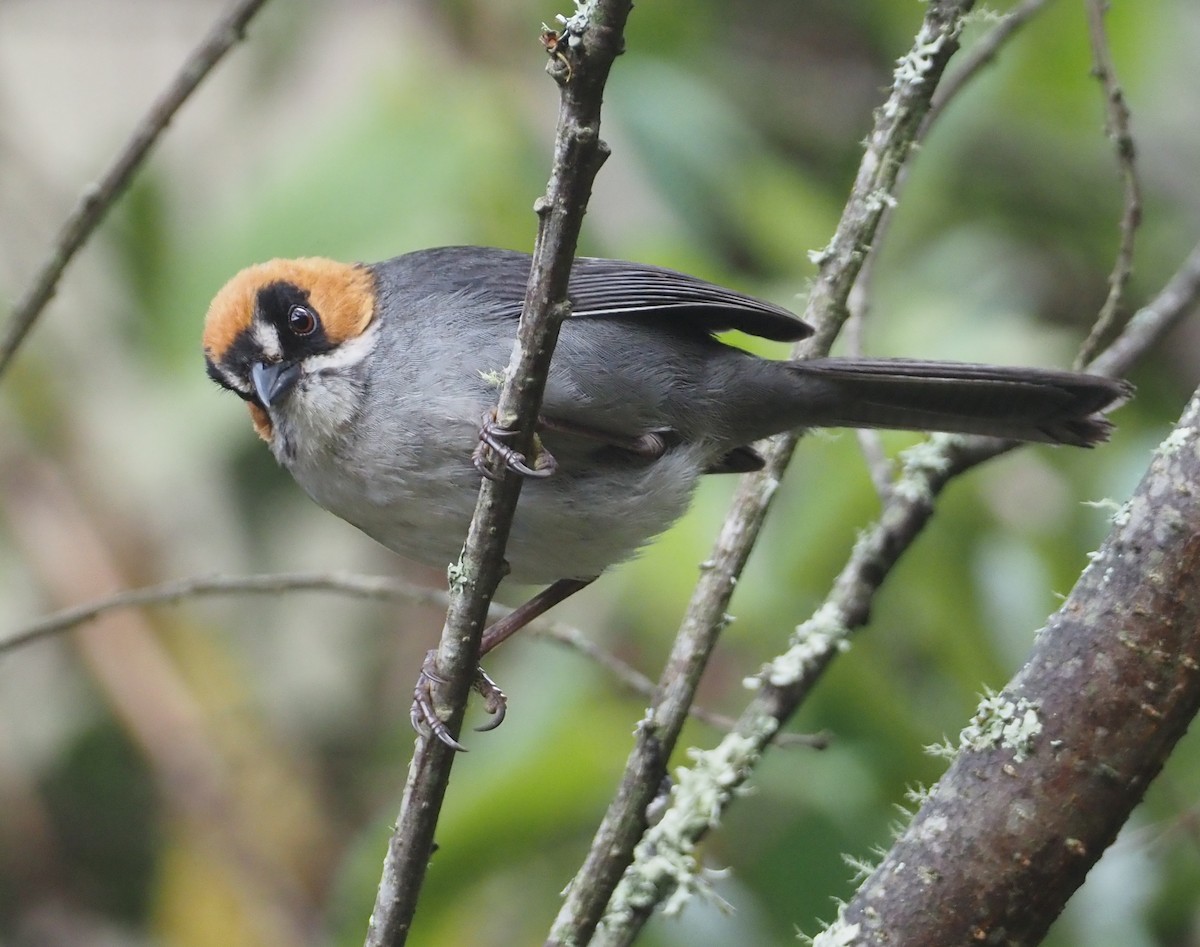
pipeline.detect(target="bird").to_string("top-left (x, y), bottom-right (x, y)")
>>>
top-left (203, 245), bottom-right (1130, 747)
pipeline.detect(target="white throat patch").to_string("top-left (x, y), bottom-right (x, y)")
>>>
top-left (269, 320), bottom-right (380, 463)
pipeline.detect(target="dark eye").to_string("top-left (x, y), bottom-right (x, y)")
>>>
top-left (287, 305), bottom-right (318, 336)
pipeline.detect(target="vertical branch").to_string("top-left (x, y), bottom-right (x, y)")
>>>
top-left (362, 3), bottom-right (632, 945)
top-left (0, 0), bottom-right (274, 379)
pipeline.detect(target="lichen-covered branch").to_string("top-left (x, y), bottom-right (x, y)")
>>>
top-left (824, 388), bottom-right (1200, 946)
top-left (548, 3), bottom-right (979, 944)
top-left (584, 229), bottom-right (1200, 946)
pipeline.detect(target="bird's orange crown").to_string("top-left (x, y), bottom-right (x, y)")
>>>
top-left (202, 257), bottom-right (376, 362)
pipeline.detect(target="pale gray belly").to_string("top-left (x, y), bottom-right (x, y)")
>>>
top-left (288, 433), bottom-right (708, 584)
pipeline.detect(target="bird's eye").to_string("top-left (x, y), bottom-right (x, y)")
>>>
top-left (287, 305), bottom-right (318, 336)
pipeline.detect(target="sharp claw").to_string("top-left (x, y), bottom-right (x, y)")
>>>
top-left (474, 707), bottom-right (506, 733)
top-left (431, 723), bottom-right (468, 752)
top-left (506, 450), bottom-right (556, 479)
top-left (472, 668), bottom-right (508, 732)
top-left (472, 444), bottom-right (505, 482)
top-left (411, 651), bottom-right (469, 752)
top-left (476, 412), bottom-right (557, 480)
top-left (410, 652), bottom-right (511, 747)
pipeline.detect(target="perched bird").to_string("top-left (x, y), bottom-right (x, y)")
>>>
top-left (203, 246), bottom-right (1130, 745)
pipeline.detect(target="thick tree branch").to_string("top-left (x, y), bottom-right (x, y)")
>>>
top-left (826, 386), bottom-right (1200, 946)
top-left (363, 3), bottom-right (632, 945)
top-left (0, 0), bottom-right (273, 379)
top-left (547, 4), bottom-right (979, 944)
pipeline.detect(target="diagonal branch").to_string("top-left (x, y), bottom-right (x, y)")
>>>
top-left (590, 231), bottom-right (1200, 946)
top-left (1090, 240), bottom-right (1200, 378)
top-left (925, 0), bottom-right (1057, 129)
top-left (828, 384), bottom-right (1200, 945)
top-left (547, 4), bottom-right (980, 944)
top-left (0, 0), bottom-right (273, 380)
top-left (362, 3), bottom-right (633, 945)
top-left (852, 0), bottom-right (1058, 498)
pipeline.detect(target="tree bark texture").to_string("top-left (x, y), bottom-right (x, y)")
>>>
top-left (835, 389), bottom-right (1200, 946)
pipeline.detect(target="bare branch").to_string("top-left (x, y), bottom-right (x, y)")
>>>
top-left (845, 282), bottom-right (896, 500)
top-left (0, 572), bottom-right (441, 655)
top-left (363, 4), bottom-right (632, 944)
top-left (1090, 240), bottom-right (1200, 378)
top-left (1, 569), bottom-right (829, 743)
top-left (0, 0), bottom-right (273, 379)
top-left (1075, 0), bottom-right (1144, 368)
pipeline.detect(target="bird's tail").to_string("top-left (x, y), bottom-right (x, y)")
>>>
top-left (787, 358), bottom-right (1132, 447)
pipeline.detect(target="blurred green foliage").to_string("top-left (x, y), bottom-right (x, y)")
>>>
top-left (0, 0), bottom-right (1198, 945)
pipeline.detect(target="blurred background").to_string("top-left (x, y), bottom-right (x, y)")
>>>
top-left (0, 0), bottom-right (1198, 944)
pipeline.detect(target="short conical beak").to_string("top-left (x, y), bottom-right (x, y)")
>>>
top-left (251, 360), bottom-right (300, 408)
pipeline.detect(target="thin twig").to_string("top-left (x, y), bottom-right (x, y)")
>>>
top-left (845, 280), bottom-right (895, 499)
top-left (0, 570), bottom-right (834, 744)
top-left (925, 0), bottom-right (1057, 130)
top-left (547, 5), bottom-right (981, 945)
top-left (0, 572), bottom-right (443, 655)
top-left (1075, 0), bottom-right (1143, 368)
top-left (363, 4), bottom-right (633, 945)
top-left (1090, 240), bottom-right (1200, 378)
top-left (539, 623), bottom-right (827, 748)
top-left (0, 0), bottom-right (274, 379)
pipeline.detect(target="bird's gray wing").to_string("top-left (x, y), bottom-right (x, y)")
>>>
top-left (376, 246), bottom-right (810, 343)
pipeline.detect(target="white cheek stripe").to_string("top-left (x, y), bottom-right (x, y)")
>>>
top-left (304, 320), bottom-right (379, 375)
top-left (252, 321), bottom-right (283, 361)
top-left (219, 367), bottom-right (253, 396)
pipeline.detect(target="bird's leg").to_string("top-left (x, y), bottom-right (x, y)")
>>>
top-left (537, 415), bottom-right (673, 460)
top-left (479, 577), bottom-right (596, 654)
top-left (412, 577), bottom-right (596, 749)
top-left (472, 411), bottom-right (558, 481)
top-left (473, 412), bottom-right (675, 481)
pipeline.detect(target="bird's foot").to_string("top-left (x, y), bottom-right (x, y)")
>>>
top-left (410, 650), bottom-right (508, 751)
top-left (472, 411), bottom-right (557, 481)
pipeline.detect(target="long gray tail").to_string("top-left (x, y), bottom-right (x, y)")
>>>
top-left (789, 358), bottom-right (1132, 447)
